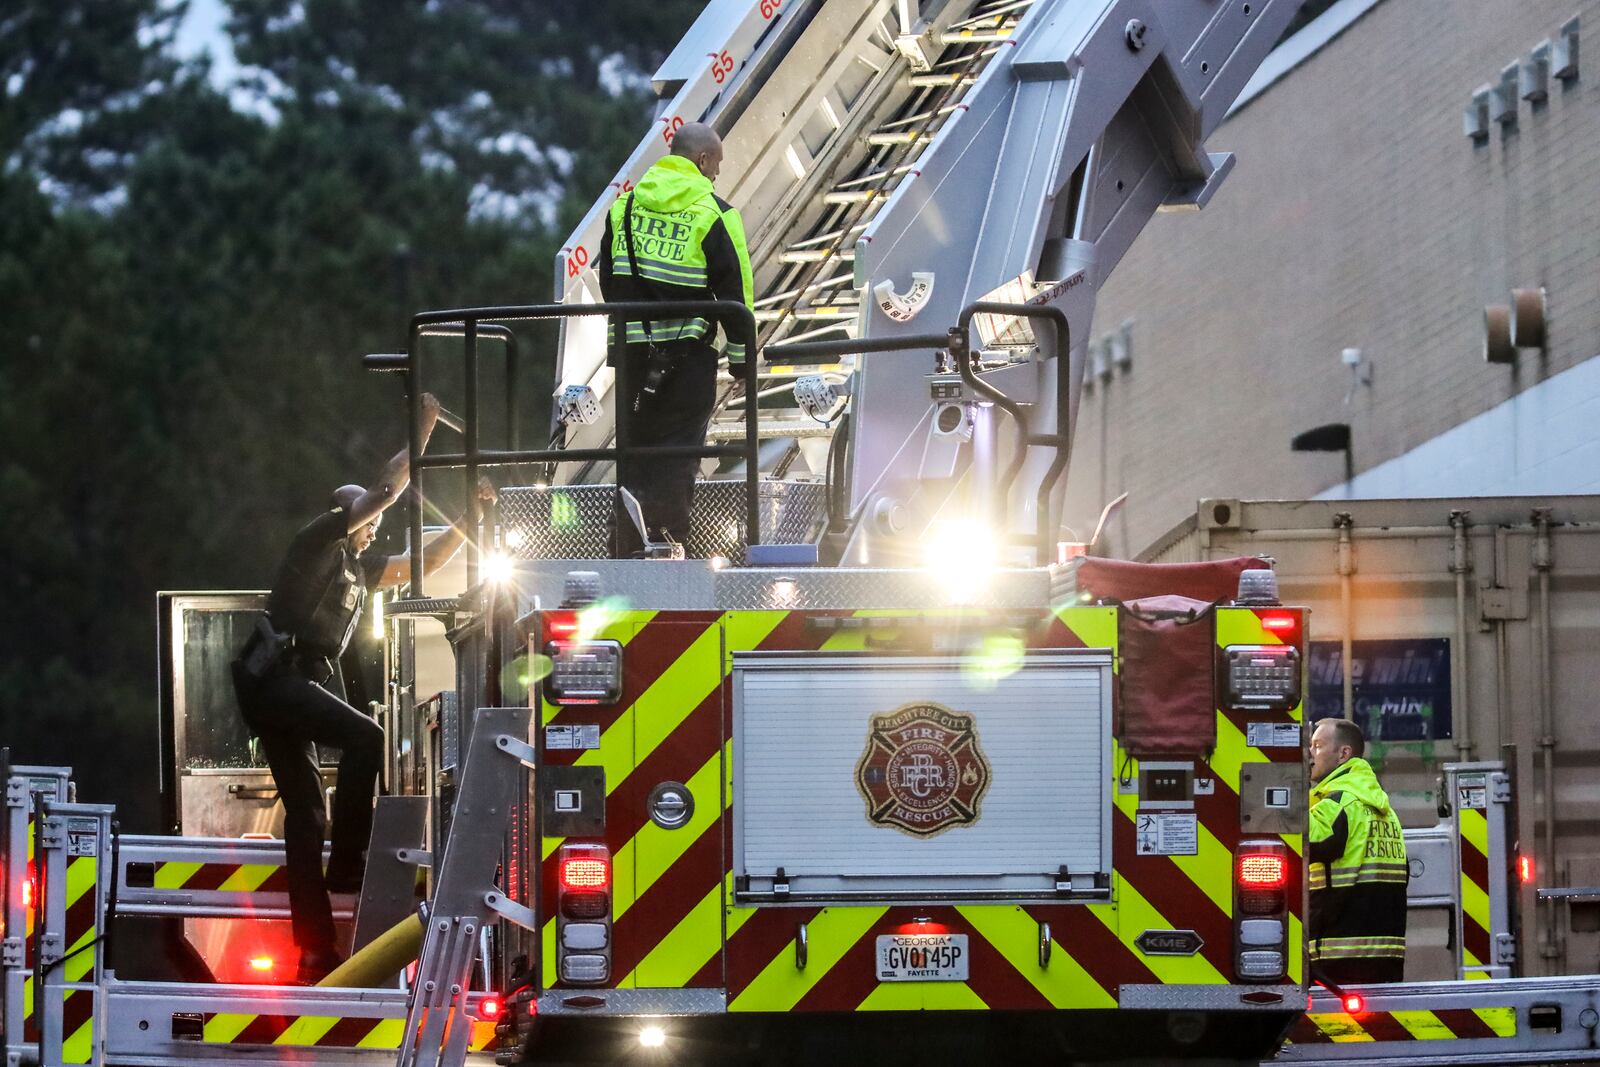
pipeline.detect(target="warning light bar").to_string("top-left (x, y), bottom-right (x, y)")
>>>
top-left (1237, 852), bottom-right (1288, 889)
top-left (248, 956), bottom-right (275, 973)
top-left (1519, 853), bottom-right (1535, 884)
top-left (559, 857), bottom-right (610, 892)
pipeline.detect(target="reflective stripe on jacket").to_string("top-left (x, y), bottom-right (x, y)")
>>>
top-left (1308, 756), bottom-right (1408, 967)
top-left (599, 155), bottom-right (755, 362)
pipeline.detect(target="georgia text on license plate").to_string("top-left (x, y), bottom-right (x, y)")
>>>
top-left (875, 934), bottom-right (969, 982)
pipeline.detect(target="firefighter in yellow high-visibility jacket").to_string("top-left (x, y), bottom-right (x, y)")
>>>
top-left (1308, 717), bottom-right (1408, 985)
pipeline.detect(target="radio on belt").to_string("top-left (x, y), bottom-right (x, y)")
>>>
top-left (546, 640), bottom-right (624, 705)
top-left (1222, 645), bottom-right (1302, 711)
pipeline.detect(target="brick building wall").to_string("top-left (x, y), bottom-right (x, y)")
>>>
top-left (1065, 0), bottom-right (1600, 557)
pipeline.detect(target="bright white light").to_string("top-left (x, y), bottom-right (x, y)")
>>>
top-left (639, 1025), bottom-right (666, 1048)
top-left (503, 528), bottom-right (526, 550)
top-left (922, 519), bottom-right (997, 603)
top-left (482, 552), bottom-right (516, 584)
top-left (370, 591), bottom-right (385, 639)
top-left (708, 555), bottom-right (729, 571)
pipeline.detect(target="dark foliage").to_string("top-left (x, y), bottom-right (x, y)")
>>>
top-left (0, 0), bottom-right (701, 828)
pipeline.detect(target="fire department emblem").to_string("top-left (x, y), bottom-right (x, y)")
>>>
top-left (854, 702), bottom-right (991, 838)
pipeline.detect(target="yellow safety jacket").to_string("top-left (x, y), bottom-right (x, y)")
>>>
top-left (1308, 756), bottom-right (1408, 968)
top-left (599, 155), bottom-right (755, 362)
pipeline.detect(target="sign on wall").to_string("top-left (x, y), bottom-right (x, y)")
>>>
top-left (1308, 638), bottom-right (1452, 742)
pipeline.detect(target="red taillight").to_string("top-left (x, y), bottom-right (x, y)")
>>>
top-left (559, 857), bottom-right (610, 891)
top-left (22, 862), bottom-right (35, 910)
top-left (897, 920), bottom-right (950, 936)
top-left (248, 955), bottom-right (275, 973)
top-left (1237, 852), bottom-right (1288, 889)
top-left (546, 612), bottom-right (579, 639)
top-left (476, 996), bottom-right (503, 1021)
top-left (1342, 992), bottom-right (1365, 1014)
top-left (1519, 853), bottom-right (1535, 884)
top-left (1259, 611), bottom-right (1298, 635)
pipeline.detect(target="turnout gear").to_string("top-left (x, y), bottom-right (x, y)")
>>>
top-left (602, 154), bottom-right (754, 362)
top-left (1308, 756), bottom-right (1408, 984)
top-left (598, 153), bottom-right (754, 556)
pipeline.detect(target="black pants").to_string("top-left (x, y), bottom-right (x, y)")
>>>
top-left (611, 342), bottom-right (717, 557)
top-left (1314, 957), bottom-right (1405, 986)
top-left (232, 659), bottom-right (382, 959)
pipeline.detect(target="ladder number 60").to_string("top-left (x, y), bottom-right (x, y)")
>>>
top-left (760, 0), bottom-right (781, 18)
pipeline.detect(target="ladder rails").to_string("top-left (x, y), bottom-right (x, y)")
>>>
top-left (552, 0), bottom-right (1037, 475)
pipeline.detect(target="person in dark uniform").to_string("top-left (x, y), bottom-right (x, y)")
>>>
top-left (598, 121), bottom-right (754, 556)
top-left (232, 392), bottom-right (498, 983)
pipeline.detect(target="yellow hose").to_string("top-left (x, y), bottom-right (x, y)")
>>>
top-left (318, 912), bottom-right (425, 987)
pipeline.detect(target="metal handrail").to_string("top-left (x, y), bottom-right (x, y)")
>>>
top-left (955, 301), bottom-right (1071, 566)
top-left (743, 303), bottom-right (1071, 566)
top-left (389, 301), bottom-right (760, 594)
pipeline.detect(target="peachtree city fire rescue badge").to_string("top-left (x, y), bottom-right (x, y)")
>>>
top-left (855, 702), bottom-right (991, 837)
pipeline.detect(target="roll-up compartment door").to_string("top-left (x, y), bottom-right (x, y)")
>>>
top-left (733, 650), bottom-right (1112, 902)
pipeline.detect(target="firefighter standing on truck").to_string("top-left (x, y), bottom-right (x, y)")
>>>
top-left (598, 121), bottom-right (754, 557)
top-left (1307, 716), bottom-right (1408, 985)
top-left (231, 392), bottom-right (497, 984)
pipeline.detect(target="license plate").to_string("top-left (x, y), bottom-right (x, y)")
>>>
top-left (875, 934), bottom-right (968, 982)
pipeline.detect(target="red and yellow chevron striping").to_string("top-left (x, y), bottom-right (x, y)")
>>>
top-left (1287, 1005), bottom-right (1516, 1043)
top-left (199, 1012), bottom-right (496, 1049)
top-left (147, 861), bottom-right (289, 894)
top-left (537, 604), bottom-right (1309, 1008)
top-left (1457, 806), bottom-right (1493, 973)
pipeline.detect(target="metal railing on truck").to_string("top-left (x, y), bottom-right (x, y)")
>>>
top-left (768, 300), bottom-right (1070, 566)
top-left (364, 300), bottom-right (761, 596)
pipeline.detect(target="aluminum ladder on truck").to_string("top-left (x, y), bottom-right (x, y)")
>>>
top-left (549, 0), bottom-right (1305, 568)
top-left (0, 707), bottom-right (532, 1067)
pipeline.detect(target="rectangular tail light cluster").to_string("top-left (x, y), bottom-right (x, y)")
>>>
top-left (543, 612), bottom-right (624, 706)
top-left (555, 843), bottom-right (612, 985)
top-left (1234, 840), bottom-right (1290, 982)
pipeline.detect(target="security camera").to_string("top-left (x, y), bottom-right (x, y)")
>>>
top-left (794, 375), bottom-right (848, 421)
top-left (557, 384), bottom-right (602, 425)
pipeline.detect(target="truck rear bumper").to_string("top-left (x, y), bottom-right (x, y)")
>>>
top-left (506, 1007), bottom-right (1300, 1065)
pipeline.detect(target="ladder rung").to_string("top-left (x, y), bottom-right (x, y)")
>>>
top-left (754, 305), bottom-right (858, 322)
top-left (779, 247), bottom-right (854, 264)
top-left (940, 26), bottom-right (1015, 44)
top-left (832, 165), bottom-right (912, 190)
top-left (787, 224), bottom-right (867, 250)
top-left (753, 272), bottom-right (855, 308)
top-left (908, 72), bottom-right (975, 88)
top-left (954, 0), bottom-right (1033, 31)
top-left (931, 44), bottom-right (1003, 69)
top-left (866, 129), bottom-right (934, 146)
top-left (823, 187), bottom-right (888, 205)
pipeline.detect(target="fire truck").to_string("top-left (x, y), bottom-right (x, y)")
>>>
top-left (9, 0), bottom-right (1600, 1065)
